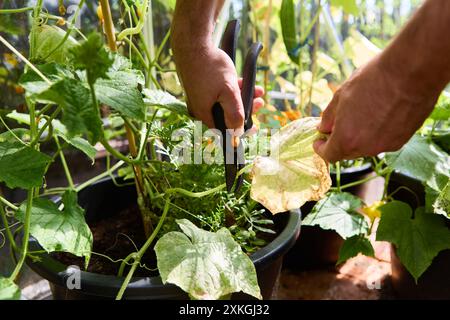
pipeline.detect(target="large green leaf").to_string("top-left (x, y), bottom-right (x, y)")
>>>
top-left (302, 192), bottom-right (368, 239)
top-left (280, 0), bottom-right (299, 64)
top-left (70, 32), bottom-right (113, 83)
top-left (330, 0), bottom-right (359, 15)
top-left (95, 69), bottom-right (145, 120)
top-left (0, 278), bottom-right (20, 300)
top-left (0, 141), bottom-right (51, 189)
top-left (429, 92), bottom-right (450, 121)
top-left (433, 178), bottom-right (450, 218)
top-left (385, 135), bottom-right (450, 191)
top-left (433, 133), bottom-right (450, 154)
top-left (337, 235), bottom-right (374, 265)
top-left (7, 111), bottom-right (96, 162)
top-left (16, 190), bottom-right (93, 266)
top-left (143, 89), bottom-right (189, 116)
top-left (38, 78), bottom-right (104, 144)
top-left (19, 62), bottom-right (73, 98)
top-left (377, 201), bottom-right (450, 281)
top-left (30, 25), bottom-right (78, 64)
top-left (157, 0), bottom-right (176, 10)
top-left (155, 219), bottom-right (261, 300)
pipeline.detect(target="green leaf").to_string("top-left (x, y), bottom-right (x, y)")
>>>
top-left (377, 201), bottom-right (450, 281)
top-left (157, 0), bottom-right (176, 10)
top-left (6, 111), bottom-right (96, 161)
top-left (433, 178), bottom-right (450, 218)
top-left (429, 92), bottom-right (450, 121)
top-left (70, 32), bottom-right (113, 83)
top-left (38, 78), bottom-right (104, 144)
top-left (0, 15), bottom-right (24, 35)
top-left (432, 133), bottom-right (450, 154)
top-left (0, 141), bottom-right (51, 189)
top-left (143, 89), bottom-right (188, 116)
top-left (95, 69), bottom-right (145, 120)
top-left (0, 278), bottom-right (20, 300)
top-left (155, 219), bottom-right (262, 300)
top-left (19, 63), bottom-right (73, 98)
top-left (385, 135), bottom-right (450, 191)
top-left (302, 192), bottom-right (368, 239)
top-left (330, 0), bottom-right (359, 15)
top-left (337, 236), bottom-right (374, 265)
top-left (30, 25), bottom-right (78, 64)
top-left (16, 190), bottom-right (93, 266)
top-left (280, 0), bottom-right (299, 64)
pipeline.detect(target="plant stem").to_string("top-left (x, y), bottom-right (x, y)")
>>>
top-left (306, 0), bottom-right (322, 115)
top-left (155, 183), bottom-right (226, 200)
top-left (0, 202), bottom-right (17, 251)
top-left (0, 7), bottom-right (34, 14)
top-left (121, 36), bottom-right (148, 69)
top-left (100, 0), bottom-right (117, 51)
top-left (99, 137), bottom-right (134, 164)
top-left (262, 0), bottom-right (272, 104)
top-left (330, 174), bottom-right (378, 192)
top-left (31, 106), bottom-right (62, 147)
top-left (54, 136), bottom-right (75, 189)
top-left (0, 35), bottom-right (51, 84)
top-left (75, 160), bottom-right (125, 192)
top-left (9, 189), bottom-right (34, 281)
top-left (335, 161), bottom-right (341, 192)
top-left (41, 0), bottom-right (85, 61)
top-left (0, 196), bottom-right (19, 211)
top-left (115, 199), bottom-right (170, 300)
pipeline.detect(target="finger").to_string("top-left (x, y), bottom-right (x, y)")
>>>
top-left (253, 97), bottom-right (265, 113)
top-left (219, 82), bottom-right (245, 132)
top-left (186, 97), bottom-right (215, 129)
top-left (319, 92), bottom-right (339, 133)
top-left (238, 79), bottom-right (264, 98)
top-left (313, 134), bottom-right (343, 164)
top-left (254, 85), bottom-right (264, 98)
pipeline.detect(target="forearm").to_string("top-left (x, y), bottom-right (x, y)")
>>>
top-left (171, 0), bottom-right (225, 52)
top-left (379, 0), bottom-right (450, 99)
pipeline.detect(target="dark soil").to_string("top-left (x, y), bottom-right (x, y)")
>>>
top-left (52, 205), bottom-right (157, 277)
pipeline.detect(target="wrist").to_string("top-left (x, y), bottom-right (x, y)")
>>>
top-left (171, 14), bottom-right (214, 55)
top-left (377, 49), bottom-right (443, 108)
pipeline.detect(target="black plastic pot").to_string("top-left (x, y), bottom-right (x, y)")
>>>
top-left (25, 177), bottom-right (301, 300)
top-left (283, 163), bottom-right (373, 270)
top-left (387, 171), bottom-right (450, 299)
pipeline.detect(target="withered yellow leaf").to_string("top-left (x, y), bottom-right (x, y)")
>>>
top-left (251, 117), bottom-right (331, 214)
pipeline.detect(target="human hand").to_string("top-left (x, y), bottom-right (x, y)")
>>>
top-left (313, 56), bottom-right (438, 163)
top-left (172, 45), bottom-right (264, 131)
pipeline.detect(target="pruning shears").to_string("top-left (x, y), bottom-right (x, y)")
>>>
top-left (212, 20), bottom-right (263, 193)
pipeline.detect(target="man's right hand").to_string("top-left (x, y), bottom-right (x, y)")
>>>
top-left (172, 44), bottom-right (246, 131)
top-left (171, 0), bottom-right (264, 132)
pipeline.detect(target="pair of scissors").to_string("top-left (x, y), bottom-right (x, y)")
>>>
top-left (212, 20), bottom-right (263, 193)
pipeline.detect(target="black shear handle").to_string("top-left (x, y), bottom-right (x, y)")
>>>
top-left (212, 20), bottom-right (240, 135)
top-left (212, 20), bottom-right (263, 133)
top-left (241, 42), bottom-right (263, 131)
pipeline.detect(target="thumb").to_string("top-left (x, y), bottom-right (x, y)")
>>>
top-left (319, 92), bottom-right (339, 133)
top-left (218, 81), bottom-right (245, 133)
top-left (313, 134), bottom-right (341, 164)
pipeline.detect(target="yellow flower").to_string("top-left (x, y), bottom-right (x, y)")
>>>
top-left (3, 53), bottom-right (18, 68)
top-left (362, 201), bottom-right (385, 222)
